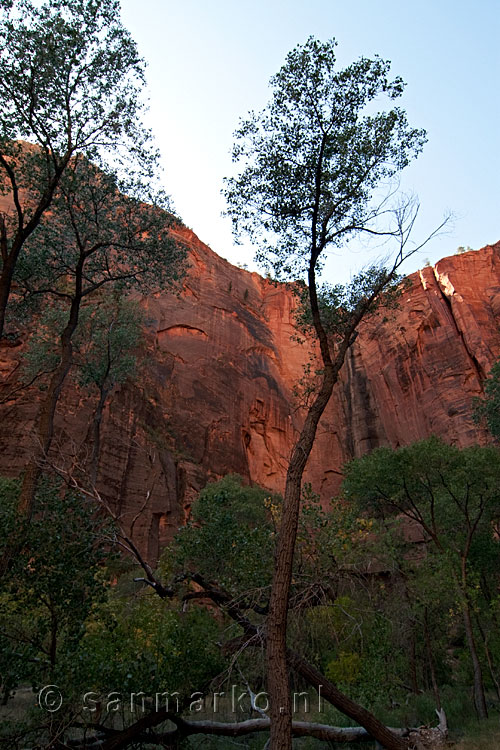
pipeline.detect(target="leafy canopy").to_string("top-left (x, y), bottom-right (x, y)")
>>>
top-left (0, 475), bottom-right (225, 727)
top-left (21, 293), bottom-right (144, 391)
top-left (15, 157), bottom-right (185, 304)
top-left (0, 0), bottom-right (178, 338)
top-left (474, 359), bottom-right (500, 440)
top-left (0, 475), bottom-right (112, 693)
top-left (172, 475), bottom-right (276, 596)
top-left (342, 436), bottom-right (500, 561)
top-left (0, 0), bottom-right (154, 181)
top-left (223, 36), bottom-right (426, 279)
top-left (74, 295), bottom-right (143, 393)
top-left (294, 266), bottom-right (408, 343)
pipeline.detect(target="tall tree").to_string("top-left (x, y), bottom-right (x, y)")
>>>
top-left (2, 156), bottom-right (185, 572)
top-left (20, 292), bottom-right (145, 487)
top-left (43, 474), bottom-right (415, 748)
top-left (343, 436), bottom-right (500, 720)
top-left (74, 295), bottom-right (144, 487)
top-left (224, 36), bottom-right (438, 749)
top-left (0, 475), bottom-right (112, 697)
top-left (0, 0), bottom-right (160, 337)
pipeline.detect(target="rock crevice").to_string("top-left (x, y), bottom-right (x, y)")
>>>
top-left (1, 229), bottom-right (499, 554)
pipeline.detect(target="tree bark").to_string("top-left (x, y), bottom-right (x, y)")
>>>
top-left (17, 300), bottom-right (80, 519)
top-left (0, 237), bottom-right (21, 338)
top-left (408, 631), bottom-right (419, 695)
top-left (266, 253), bottom-right (396, 748)
top-left (475, 615), bottom-right (500, 702)
top-left (89, 386), bottom-right (110, 487)
top-left (0, 284), bottom-right (82, 577)
top-left (459, 555), bottom-right (488, 719)
top-left (424, 608), bottom-right (441, 711)
top-left (288, 649), bottom-right (409, 750)
top-left (49, 605), bottom-right (58, 669)
top-left (267, 361), bottom-right (336, 748)
top-left (66, 715), bottom-right (409, 749)
top-left (187, 581), bottom-right (409, 750)
top-left (0, 149), bottom-right (70, 339)
top-left (462, 602), bottom-right (488, 719)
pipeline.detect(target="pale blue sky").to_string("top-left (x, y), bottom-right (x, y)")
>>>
top-left (121, 0), bottom-right (499, 281)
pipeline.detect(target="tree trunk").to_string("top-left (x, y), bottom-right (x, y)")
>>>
top-left (288, 649), bottom-right (409, 750)
top-left (475, 615), bottom-right (500, 702)
top-left (193, 586), bottom-right (410, 750)
top-left (17, 322), bottom-right (76, 518)
top-left (459, 554), bottom-right (488, 720)
top-left (0, 290), bottom-right (82, 577)
top-left (462, 602), bottom-right (488, 719)
top-left (0, 239), bottom-right (20, 338)
top-left (267, 364), bottom-right (336, 749)
top-left (1, 679), bottom-right (13, 706)
top-left (408, 632), bottom-right (419, 695)
top-left (89, 386), bottom-right (109, 487)
top-left (266, 254), bottom-right (394, 748)
top-left (49, 605), bottom-right (58, 669)
top-left (424, 608), bottom-right (441, 710)
top-left (0, 150), bottom-right (69, 339)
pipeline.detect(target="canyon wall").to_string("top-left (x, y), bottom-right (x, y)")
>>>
top-left (1, 229), bottom-right (499, 558)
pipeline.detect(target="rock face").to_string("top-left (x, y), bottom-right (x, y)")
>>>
top-left (1, 228), bottom-right (500, 558)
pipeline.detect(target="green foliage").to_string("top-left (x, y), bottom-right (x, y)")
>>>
top-left (474, 359), bottom-right (500, 440)
top-left (172, 477), bottom-right (430, 711)
top-left (0, 475), bottom-right (112, 697)
top-left (294, 269), bottom-right (409, 341)
top-left (342, 436), bottom-right (500, 616)
top-left (73, 591), bottom-right (224, 701)
top-left (341, 437), bottom-right (500, 713)
top-left (74, 296), bottom-right (143, 391)
top-left (0, 0), bottom-right (155, 186)
top-left (15, 157), bottom-right (185, 307)
top-left (325, 651), bottom-right (362, 685)
top-left (1, 461), bottom-right (495, 740)
top-left (171, 475), bottom-right (276, 597)
top-left (21, 294), bottom-right (144, 396)
top-left (0, 0), bottom-right (182, 339)
top-left (20, 305), bottom-right (66, 383)
top-left (223, 36), bottom-right (426, 279)
top-left (343, 436), bottom-right (500, 554)
top-left (0, 475), bottom-right (226, 736)
top-left (296, 485), bottom-right (380, 574)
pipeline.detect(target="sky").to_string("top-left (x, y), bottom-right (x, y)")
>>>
top-left (120, 0), bottom-right (499, 282)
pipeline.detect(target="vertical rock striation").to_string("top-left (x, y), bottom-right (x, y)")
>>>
top-left (1, 228), bottom-right (499, 556)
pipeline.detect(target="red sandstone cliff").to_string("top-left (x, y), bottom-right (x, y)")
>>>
top-left (1, 229), bottom-right (499, 558)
